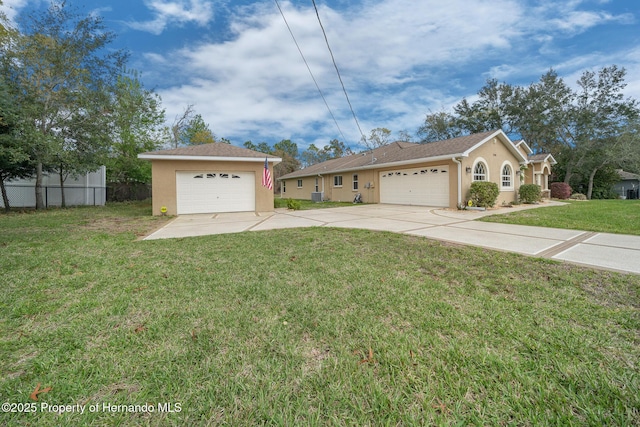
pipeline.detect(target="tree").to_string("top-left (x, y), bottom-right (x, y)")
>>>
top-left (417, 110), bottom-right (464, 143)
top-left (568, 66), bottom-right (639, 197)
top-left (453, 79), bottom-right (516, 135)
top-left (0, 75), bottom-right (32, 211)
top-left (362, 127), bottom-right (392, 150)
top-left (182, 114), bottom-right (216, 145)
top-left (106, 72), bottom-right (165, 184)
top-left (272, 139), bottom-right (300, 183)
top-left (169, 104), bottom-right (194, 148)
top-left (3, 1), bottom-right (127, 209)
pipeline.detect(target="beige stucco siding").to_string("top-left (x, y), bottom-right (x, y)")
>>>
top-left (460, 137), bottom-right (524, 206)
top-left (150, 159), bottom-right (275, 216)
top-left (281, 160), bottom-right (459, 207)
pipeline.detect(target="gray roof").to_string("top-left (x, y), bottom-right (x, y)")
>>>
top-left (617, 169), bottom-right (640, 180)
top-left (280, 130), bottom-right (524, 179)
top-left (528, 153), bottom-right (557, 164)
top-left (139, 143), bottom-right (279, 159)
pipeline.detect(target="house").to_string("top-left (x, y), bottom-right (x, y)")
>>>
top-left (614, 170), bottom-right (640, 199)
top-left (513, 139), bottom-right (557, 198)
top-left (138, 143), bottom-right (281, 216)
top-left (0, 166), bottom-right (107, 208)
top-left (278, 130), bottom-right (548, 209)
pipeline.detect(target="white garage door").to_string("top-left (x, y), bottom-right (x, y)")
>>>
top-left (176, 171), bottom-right (255, 214)
top-left (379, 166), bottom-right (449, 207)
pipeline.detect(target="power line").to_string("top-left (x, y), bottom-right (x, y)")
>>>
top-left (311, 0), bottom-right (367, 143)
top-left (273, 0), bottom-right (348, 144)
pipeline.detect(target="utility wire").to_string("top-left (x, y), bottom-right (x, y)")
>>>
top-left (273, 0), bottom-right (348, 144)
top-left (311, 0), bottom-right (367, 143)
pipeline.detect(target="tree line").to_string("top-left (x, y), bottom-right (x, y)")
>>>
top-left (0, 1), bottom-right (219, 210)
top-left (416, 67), bottom-right (640, 199)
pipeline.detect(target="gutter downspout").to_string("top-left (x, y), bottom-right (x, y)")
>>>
top-left (452, 157), bottom-right (462, 209)
top-left (318, 174), bottom-right (325, 201)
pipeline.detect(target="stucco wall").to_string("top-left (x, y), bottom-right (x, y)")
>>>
top-left (149, 159), bottom-right (275, 216)
top-left (281, 159), bottom-right (459, 207)
top-left (460, 137), bottom-right (524, 206)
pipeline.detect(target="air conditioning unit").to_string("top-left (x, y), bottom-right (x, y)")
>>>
top-left (311, 192), bottom-right (324, 202)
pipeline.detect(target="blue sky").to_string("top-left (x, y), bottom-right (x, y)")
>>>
top-left (2, 0), bottom-right (639, 152)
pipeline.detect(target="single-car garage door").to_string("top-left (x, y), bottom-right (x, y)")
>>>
top-left (176, 171), bottom-right (255, 214)
top-left (379, 166), bottom-right (449, 207)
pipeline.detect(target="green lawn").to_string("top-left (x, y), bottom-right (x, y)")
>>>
top-left (482, 199), bottom-right (640, 235)
top-left (1, 203), bottom-right (639, 425)
top-left (275, 198), bottom-right (357, 210)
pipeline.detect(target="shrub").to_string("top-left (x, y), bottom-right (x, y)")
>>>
top-left (550, 182), bottom-right (572, 199)
top-left (469, 181), bottom-right (499, 208)
top-left (286, 198), bottom-right (301, 210)
top-left (570, 193), bottom-right (587, 200)
top-left (519, 184), bottom-right (541, 204)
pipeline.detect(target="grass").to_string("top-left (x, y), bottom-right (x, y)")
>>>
top-left (482, 199), bottom-right (640, 235)
top-left (1, 202), bottom-right (639, 425)
top-left (274, 198), bottom-right (357, 210)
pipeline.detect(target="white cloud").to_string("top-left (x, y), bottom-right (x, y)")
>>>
top-left (0, 0), bottom-right (29, 24)
top-left (142, 0), bottom-right (638, 148)
top-left (127, 0), bottom-right (215, 35)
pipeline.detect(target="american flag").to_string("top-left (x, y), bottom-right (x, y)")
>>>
top-left (262, 157), bottom-right (273, 190)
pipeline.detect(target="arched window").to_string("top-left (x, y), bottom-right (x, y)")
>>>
top-left (473, 162), bottom-right (487, 181)
top-left (501, 164), bottom-right (512, 188)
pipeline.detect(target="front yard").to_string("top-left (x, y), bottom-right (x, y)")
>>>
top-left (482, 199), bottom-right (640, 235)
top-left (1, 203), bottom-right (638, 425)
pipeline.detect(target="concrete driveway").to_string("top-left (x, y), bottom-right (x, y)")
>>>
top-left (144, 203), bottom-right (640, 275)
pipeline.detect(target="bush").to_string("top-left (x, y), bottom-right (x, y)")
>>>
top-left (286, 198), bottom-right (301, 210)
top-left (570, 193), bottom-right (587, 200)
top-left (469, 181), bottom-right (499, 208)
top-left (550, 182), bottom-right (572, 199)
top-left (519, 184), bottom-right (541, 204)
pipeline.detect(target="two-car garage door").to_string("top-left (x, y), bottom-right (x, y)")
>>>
top-left (379, 166), bottom-right (449, 207)
top-left (176, 171), bottom-right (255, 214)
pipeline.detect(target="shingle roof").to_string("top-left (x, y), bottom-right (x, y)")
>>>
top-left (528, 153), bottom-right (557, 164)
top-left (140, 143), bottom-right (279, 159)
top-left (280, 130), bottom-right (520, 179)
top-left (617, 169), bottom-right (640, 180)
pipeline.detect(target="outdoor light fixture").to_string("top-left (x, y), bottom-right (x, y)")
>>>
top-left (516, 170), bottom-right (521, 175)
top-left (465, 166), bottom-right (472, 173)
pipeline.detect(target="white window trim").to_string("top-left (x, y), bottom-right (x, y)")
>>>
top-left (282, 181), bottom-right (286, 193)
top-left (297, 179), bottom-right (303, 188)
top-left (500, 161), bottom-right (514, 191)
top-left (334, 175), bottom-right (343, 187)
top-left (352, 174), bottom-right (359, 191)
top-left (472, 157), bottom-right (489, 182)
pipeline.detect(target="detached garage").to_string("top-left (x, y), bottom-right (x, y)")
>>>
top-left (139, 143), bottom-right (281, 216)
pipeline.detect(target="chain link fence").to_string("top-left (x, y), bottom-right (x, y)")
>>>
top-left (106, 183), bottom-right (151, 202)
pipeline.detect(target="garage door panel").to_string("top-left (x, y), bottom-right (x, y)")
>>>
top-left (379, 166), bottom-right (449, 207)
top-left (176, 171), bottom-right (255, 214)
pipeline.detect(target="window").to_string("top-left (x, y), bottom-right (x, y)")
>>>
top-left (282, 181), bottom-right (286, 193)
top-left (297, 179), bottom-right (303, 188)
top-left (334, 175), bottom-right (343, 187)
top-left (501, 164), bottom-right (512, 188)
top-left (473, 162), bottom-right (487, 181)
top-left (315, 178), bottom-right (319, 192)
top-left (352, 174), bottom-right (359, 191)
top-left (206, 173), bottom-right (216, 178)
top-left (193, 174), bottom-right (203, 179)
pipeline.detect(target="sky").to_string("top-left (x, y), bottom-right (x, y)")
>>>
top-left (2, 0), bottom-right (639, 152)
